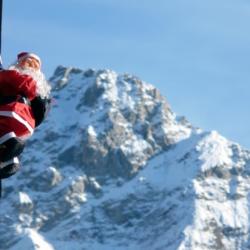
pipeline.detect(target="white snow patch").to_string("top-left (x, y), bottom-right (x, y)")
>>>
top-left (89, 177), bottom-right (102, 190)
top-left (138, 176), bottom-right (147, 183)
top-left (19, 192), bottom-right (33, 205)
top-left (10, 229), bottom-right (54, 250)
top-left (58, 67), bottom-right (72, 87)
top-left (98, 71), bottom-right (118, 103)
top-left (196, 131), bottom-right (233, 171)
top-left (87, 125), bottom-right (97, 137)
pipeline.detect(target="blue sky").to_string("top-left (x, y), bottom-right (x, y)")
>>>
top-left (3, 0), bottom-right (250, 148)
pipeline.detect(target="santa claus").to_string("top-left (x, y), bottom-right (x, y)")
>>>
top-left (0, 52), bottom-right (51, 179)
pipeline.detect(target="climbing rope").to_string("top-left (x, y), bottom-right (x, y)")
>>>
top-left (0, 0), bottom-right (3, 197)
top-left (0, 0), bottom-right (3, 68)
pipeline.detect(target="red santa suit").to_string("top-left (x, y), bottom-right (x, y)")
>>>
top-left (0, 69), bottom-right (37, 144)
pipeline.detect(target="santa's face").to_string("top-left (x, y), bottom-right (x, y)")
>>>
top-left (17, 56), bottom-right (41, 71)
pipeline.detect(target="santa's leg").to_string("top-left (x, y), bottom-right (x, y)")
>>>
top-left (0, 117), bottom-right (27, 162)
top-left (1, 136), bottom-right (25, 161)
top-left (0, 157), bottom-right (20, 179)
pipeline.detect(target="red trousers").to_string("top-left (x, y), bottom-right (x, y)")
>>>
top-left (0, 116), bottom-right (31, 138)
top-left (0, 102), bottom-right (35, 143)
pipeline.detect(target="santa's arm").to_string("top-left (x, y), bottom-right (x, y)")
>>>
top-left (31, 96), bottom-right (51, 127)
top-left (0, 70), bottom-right (37, 100)
top-left (11, 70), bottom-right (37, 100)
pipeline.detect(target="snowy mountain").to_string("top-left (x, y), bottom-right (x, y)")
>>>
top-left (1, 66), bottom-right (250, 250)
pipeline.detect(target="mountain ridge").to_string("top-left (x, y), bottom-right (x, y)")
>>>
top-left (0, 66), bottom-right (250, 250)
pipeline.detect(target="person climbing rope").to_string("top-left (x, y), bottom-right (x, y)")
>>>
top-left (0, 52), bottom-right (51, 179)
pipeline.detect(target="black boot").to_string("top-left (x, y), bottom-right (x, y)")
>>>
top-left (0, 163), bottom-right (20, 179)
top-left (0, 138), bottom-right (25, 162)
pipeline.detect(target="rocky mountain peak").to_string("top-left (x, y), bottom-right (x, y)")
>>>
top-left (47, 66), bottom-right (192, 180)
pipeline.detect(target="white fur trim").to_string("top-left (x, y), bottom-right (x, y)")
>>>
top-left (0, 132), bottom-right (16, 144)
top-left (0, 111), bottom-right (34, 135)
top-left (0, 157), bottom-right (19, 169)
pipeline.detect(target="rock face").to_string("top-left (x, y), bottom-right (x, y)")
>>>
top-left (0, 66), bottom-right (250, 250)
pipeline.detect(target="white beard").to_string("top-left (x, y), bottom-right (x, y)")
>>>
top-left (9, 64), bottom-right (51, 99)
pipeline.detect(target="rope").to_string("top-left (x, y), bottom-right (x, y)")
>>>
top-left (0, 0), bottom-right (3, 197)
top-left (0, 0), bottom-right (2, 53)
top-left (0, 0), bottom-right (3, 69)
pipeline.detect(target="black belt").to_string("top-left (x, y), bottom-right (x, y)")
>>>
top-left (0, 96), bottom-right (31, 106)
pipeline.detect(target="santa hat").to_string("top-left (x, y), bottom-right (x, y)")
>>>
top-left (17, 52), bottom-right (41, 66)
